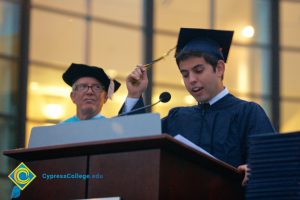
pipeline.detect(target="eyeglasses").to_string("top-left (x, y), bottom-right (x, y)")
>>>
top-left (73, 84), bottom-right (104, 93)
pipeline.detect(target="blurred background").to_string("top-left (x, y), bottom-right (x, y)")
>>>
top-left (1, 0), bottom-right (300, 199)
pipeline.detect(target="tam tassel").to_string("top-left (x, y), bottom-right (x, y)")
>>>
top-left (107, 79), bottom-right (115, 100)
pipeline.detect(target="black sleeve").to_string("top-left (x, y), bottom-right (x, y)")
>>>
top-left (118, 97), bottom-right (145, 115)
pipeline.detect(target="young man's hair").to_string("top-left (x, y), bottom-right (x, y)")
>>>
top-left (176, 51), bottom-right (224, 79)
top-left (176, 51), bottom-right (219, 71)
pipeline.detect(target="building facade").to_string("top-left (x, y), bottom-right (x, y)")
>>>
top-left (1, 0), bottom-right (300, 199)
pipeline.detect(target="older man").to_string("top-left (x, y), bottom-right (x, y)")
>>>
top-left (61, 63), bottom-right (121, 123)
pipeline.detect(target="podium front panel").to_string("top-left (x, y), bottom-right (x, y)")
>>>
top-left (88, 149), bottom-right (161, 200)
top-left (19, 156), bottom-right (87, 200)
top-left (159, 150), bottom-right (244, 200)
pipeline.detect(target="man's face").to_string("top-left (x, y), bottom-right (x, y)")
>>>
top-left (178, 56), bottom-right (225, 103)
top-left (70, 77), bottom-right (107, 117)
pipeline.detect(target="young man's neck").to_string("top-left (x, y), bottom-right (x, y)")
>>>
top-left (206, 87), bottom-right (228, 105)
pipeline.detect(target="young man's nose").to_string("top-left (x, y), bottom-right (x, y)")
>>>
top-left (188, 74), bottom-right (197, 84)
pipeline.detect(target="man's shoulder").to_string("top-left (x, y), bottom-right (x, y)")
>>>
top-left (225, 94), bottom-right (271, 121)
top-left (168, 105), bottom-right (198, 115)
top-left (161, 105), bottom-right (197, 123)
top-left (224, 93), bottom-right (262, 108)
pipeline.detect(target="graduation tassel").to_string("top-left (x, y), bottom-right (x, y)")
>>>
top-left (142, 46), bottom-right (176, 68)
top-left (107, 79), bottom-right (115, 100)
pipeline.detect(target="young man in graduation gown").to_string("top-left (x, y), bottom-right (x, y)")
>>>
top-left (122, 28), bottom-right (275, 185)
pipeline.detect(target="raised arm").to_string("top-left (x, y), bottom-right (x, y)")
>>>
top-left (126, 65), bottom-right (148, 98)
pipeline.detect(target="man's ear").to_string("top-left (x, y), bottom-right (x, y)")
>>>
top-left (70, 92), bottom-right (76, 103)
top-left (216, 60), bottom-right (225, 78)
top-left (104, 92), bottom-right (108, 104)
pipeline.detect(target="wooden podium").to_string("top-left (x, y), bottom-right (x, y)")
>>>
top-left (4, 134), bottom-right (244, 200)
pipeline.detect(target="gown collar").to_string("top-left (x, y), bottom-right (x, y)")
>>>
top-left (199, 87), bottom-right (229, 107)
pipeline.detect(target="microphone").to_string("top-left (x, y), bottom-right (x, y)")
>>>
top-left (118, 92), bottom-right (171, 117)
top-left (159, 91), bottom-right (171, 103)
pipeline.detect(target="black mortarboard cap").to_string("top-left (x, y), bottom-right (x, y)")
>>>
top-left (62, 63), bottom-right (121, 93)
top-left (175, 28), bottom-right (234, 63)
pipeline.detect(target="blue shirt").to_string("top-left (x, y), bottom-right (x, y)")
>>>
top-left (60, 114), bottom-right (106, 123)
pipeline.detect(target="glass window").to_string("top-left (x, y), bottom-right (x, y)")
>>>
top-left (91, 0), bottom-right (142, 26)
top-left (216, 0), bottom-right (270, 45)
top-left (153, 33), bottom-right (180, 85)
top-left (0, 117), bottom-right (17, 174)
top-left (153, 0), bottom-right (210, 91)
top-left (154, 0), bottom-right (209, 32)
top-left (30, 9), bottom-right (86, 65)
top-left (280, 0), bottom-right (300, 133)
top-left (281, 1), bottom-right (300, 47)
top-left (281, 101), bottom-right (300, 133)
top-left (281, 51), bottom-right (300, 97)
top-left (0, 59), bottom-right (18, 115)
top-left (90, 22), bottom-right (142, 78)
top-left (225, 45), bottom-right (271, 96)
top-left (27, 64), bottom-right (74, 123)
top-left (0, 2), bottom-right (20, 200)
top-left (32, 0), bottom-right (87, 14)
top-left (0, 1), bottom-right (20, 56)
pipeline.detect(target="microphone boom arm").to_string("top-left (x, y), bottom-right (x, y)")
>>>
top-left (118, 100), bottom-right (161, 117)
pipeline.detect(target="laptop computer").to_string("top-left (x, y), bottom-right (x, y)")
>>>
top-left (28, 113), bottom-right (161, 148)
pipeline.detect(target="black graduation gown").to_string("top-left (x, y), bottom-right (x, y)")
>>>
top-left (162, 93), bottom-right (275, 167)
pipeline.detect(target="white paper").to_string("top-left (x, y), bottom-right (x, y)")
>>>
top-left (174, 134), bottom-right (219, 161)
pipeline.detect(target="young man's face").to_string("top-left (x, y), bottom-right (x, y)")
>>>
top-left (178, 56), bottom-right (225, 103)
top-left (71, 77), bottom-right (107, 118)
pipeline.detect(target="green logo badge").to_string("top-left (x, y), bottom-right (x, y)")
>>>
top-left (8, 162), bottom-right (36, 190)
